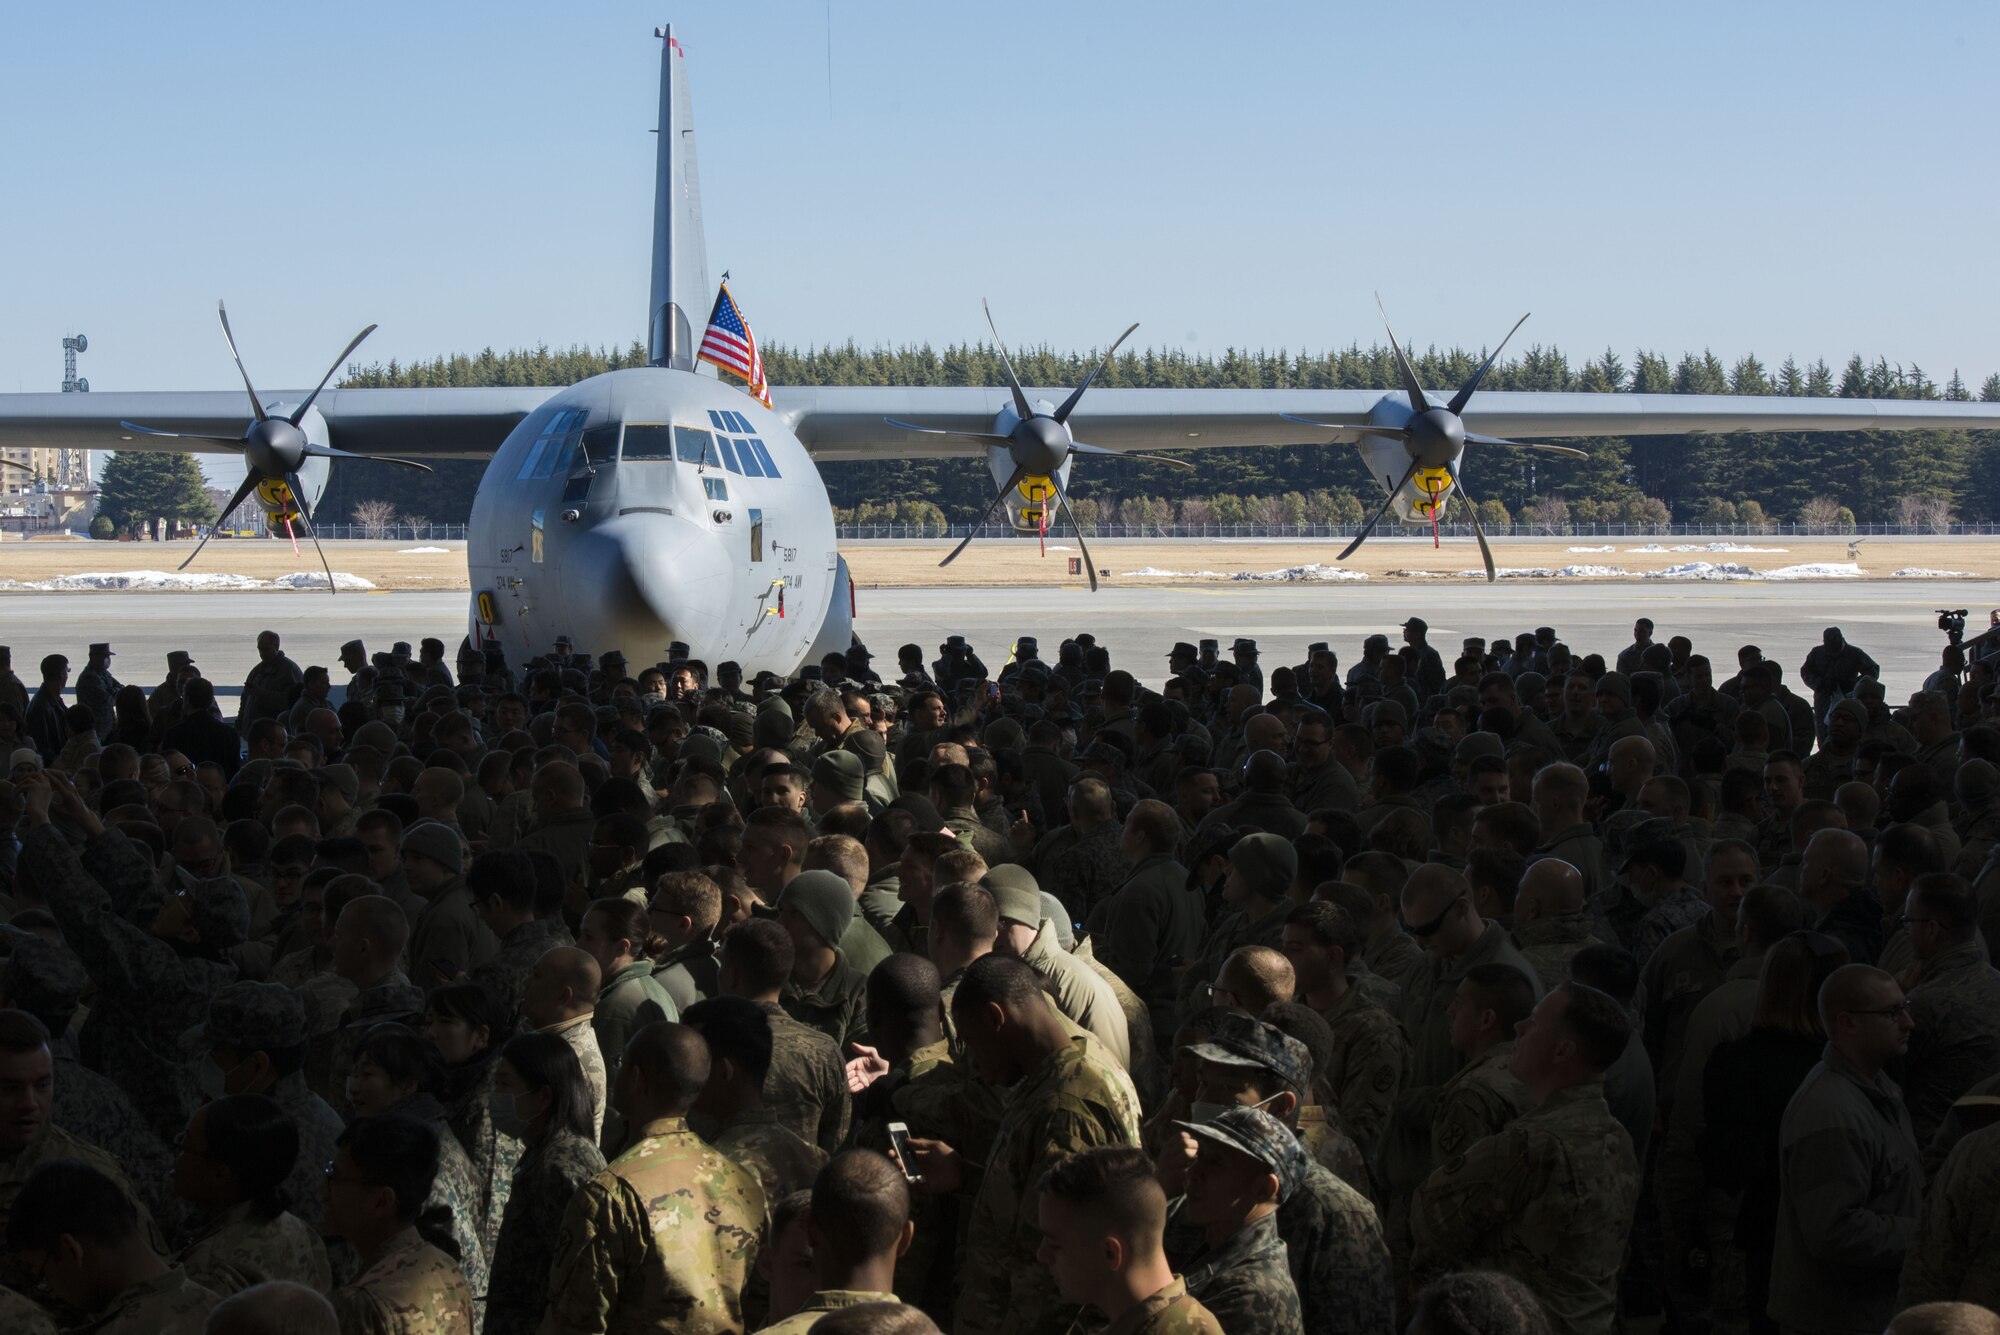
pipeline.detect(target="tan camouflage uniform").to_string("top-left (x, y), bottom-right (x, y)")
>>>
top-left (1430, 1042), bottom-right (1531, 1163)
top-left (74, 1268), bottom-right (218, 1335)
top-left (754, 1288), bottom-right (903, 1334)
top-left (1513, 911), bottom-right (1600, 991)
top-left (955, 1034), bottom-right (1142, 1335)
top-left (0, 1284), bottom-right (55, 1335)
top-left (330, 1224), bottom-right (476, 1335)
top-left (1411, 1081), bottom-right (1641, 1335)
top-left (1898, 1120), bottom-right (2000, 1313)
top-left (174, 1201), bottom-right (332, 1297)
top-left (541, 1115), bottom-right (767, 1335)
top-left (1902, 940), bottom-right (2000, 1146)
top-left (710, 1106), bottom-right (827, 1206)
top-left (1314, 984), bottom-right (1406, 1164)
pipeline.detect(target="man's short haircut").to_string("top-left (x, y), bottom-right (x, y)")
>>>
top-left (1555, 981), bottom-right (1633, 1071)
top-left (803, 834), bottom-right (869, 896)
top-left (1036, 1144), bottom-right (1165, 1248)
top-left (931, 883), bottom-right (999, 943)
top-left (682, 995), bottom-right (775, 1085)
top-left (1877, 822), bottom-right (1947, 877)
top-left (1411, 1270), bottom-right (1554, 1335)
top-left (1259, 1001), bottom-right (1335, 1088)
top-left (334, 1115), bottom-right (439, 1223)
top-left (810, 1150), bottom-right (912, 1265)
top-left (5, 1158), bottom-right (139, 1251)
top-left (341, 894), bottom-right (412, 957)
top-left (805, 1305), bottom-right (943, 1335)
top-left (1466, 847), bottom-right (1527, 914)
top-left (932, 848), bottom-right (988, 888)
top-left (1220, 945), bottom-right (1295, 1011)
top-left (743, 804), bottom-right (810, 850)
top-left (1738, 885), bottom-right (1811, 949)
top-left (652, 871), bottom-right (723, 931)
top-left (1911, 873), bottom-right (1978, 937)
top-left (1886, 1303), bottom-right (2000, 1335)
top-left (205, 1281), bottom-right (340, 1335)
top-left (1285, 900), bottom-right (1360, 958)
top-left (1125, 799), bottom-right (1180, 854)
top-left (950, 954), bottom-right (1045, 1016)
top-left (0, 1008), bottom-right (50, 1054)
top-left (721, 918), bottom-right (795, 994)
top-left (1472, 802), bottom-right (1541, 858)
top-left (866, 952), bottom-right (942, 1020)
top-left (621, 1021), bottom-right (711, 1112)
top-left (1462, 963), bottom-right (1538, 1032)
top-left (1569, 943), bottom-right (1641, 1006)
top-left (1342, 850), bottom-right (1410, 901)
top-left (469, 848), bottom-right (538, 912)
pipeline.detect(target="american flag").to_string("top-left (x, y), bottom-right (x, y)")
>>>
top-left (697, 282), bottom-right (772, 408)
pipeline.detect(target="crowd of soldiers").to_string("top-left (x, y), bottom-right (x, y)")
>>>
top-left (0, 611), bottom-right (1994, 1335)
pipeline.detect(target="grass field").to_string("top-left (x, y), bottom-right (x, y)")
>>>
top-left (0, 534), bottom-right (1993, 591)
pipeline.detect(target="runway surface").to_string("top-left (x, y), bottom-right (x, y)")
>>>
top-left (3, 581), bottom-right (1992, 700)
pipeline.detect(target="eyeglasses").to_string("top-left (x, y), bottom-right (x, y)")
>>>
top-left (1403, 893), bottom-right (1464, 939)
top-left (1897, 915), bottom-right (1936, 930)
top-left (1849, 1002), bottom-right (1914, 1020)
top-left (171, 765), bottom-right (195, 777)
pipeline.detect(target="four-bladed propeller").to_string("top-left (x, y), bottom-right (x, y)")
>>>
top-left (119, 301), bottom-right (432, 593)
top-left (1283, 296), bottom-right (1588, 582)
top-left (884, 301), bottom-right (1191, 592)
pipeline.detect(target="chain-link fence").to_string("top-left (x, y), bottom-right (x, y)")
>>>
top-left (832, 520), bottom-right (2000, 541)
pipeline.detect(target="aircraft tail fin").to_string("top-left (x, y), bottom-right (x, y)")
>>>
top-left (648, 25), bottom-right (712, 369)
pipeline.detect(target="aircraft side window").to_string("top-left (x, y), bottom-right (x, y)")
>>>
top-left (749, 507), bottom-right (763, 561)
top-left (747, 438), bottom-right (780, 478)
top-left (730, 411), bottom-right (753, 433)
top-left (674, 426), bottom-right (721, 467)
top-left (622, 425), bottom-right (676, 460)
top-left (734, 440), bottom-right (763, 477)
top-left (580, 424), bottom-right (619, 465)
top-left (707, 410), bottom-right (729, 431)
top-left (717, 436), bottom-right (743, 474)
top-left (704, 476), bottom-right (728, 501)
top-left (560, 472), bottom-right (592, 504)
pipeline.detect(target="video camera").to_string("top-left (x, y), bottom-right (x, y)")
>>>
top-left (1938, 609), bottom-right (1969, 645)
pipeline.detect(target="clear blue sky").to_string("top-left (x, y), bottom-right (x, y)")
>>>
top-left (4, 1), bottom-right (1997, 408)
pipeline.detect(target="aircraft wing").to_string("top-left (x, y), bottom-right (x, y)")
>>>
top-left (777, 385), bottom-right (2000, 461)
top-left (0, 386), bottom-right (561, 460)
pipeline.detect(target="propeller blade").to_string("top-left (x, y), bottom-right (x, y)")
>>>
top-left (1052, 321), bottom-right (1140, 424)
top-left (119, 421), bottom-right (245, 446)
top-left (290, 322), bottom-right (379, 427)
top-left (1446, 312), bottom-right (1531, 415)
top-left (300, 444), bottom-right (434, 472)
top-left (179, 473), bottom-right (264, 572)
top-left (1374, 293), bottom-right (1430, 413)
top-left (1049, 478), bottom-right (1098, 592)
top-left (940, 463), bottom-right (1028, 570)
top-left (981, 300), bottom-right (1036, 424)
top-left (1340, 459), bottom-right (1421, 561)
top-left (1462, 433), bottom-right (1588, 458)
top-left (882, 418), bottom-right (1013, 444)
top-left (215, 301), bottom-right (269, 423)
top-left (1447, 462), bottom-right (1497, 583)
top-left (1280, 413), bottom-right (1409, 437)
top-left (285, 471), bottom-right (338, 596)
top-left (1066, 440), bottom-right (1195, 471)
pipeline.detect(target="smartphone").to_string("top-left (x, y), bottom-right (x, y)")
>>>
top-left (886, 1121), bottom-right (920, 1183)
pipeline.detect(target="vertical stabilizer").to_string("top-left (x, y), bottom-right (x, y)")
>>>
top-left (649, 25), bottom-right (712, 368)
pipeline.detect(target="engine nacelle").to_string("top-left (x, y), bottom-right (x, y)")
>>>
top-left (984, 442), bottom-right (1073, 533)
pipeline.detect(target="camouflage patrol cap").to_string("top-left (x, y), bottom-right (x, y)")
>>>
top-left (185, 980), bottom-right (309, 1054)
top-left (1174, 1104), bottom-right (1311, 1203)
top-left (1621, 817), bottom-right (1684, 871)
top-left (0, 932), bottom-right (88, 1020)
top-left (1185, 1011), bottom-right (1314, 1101)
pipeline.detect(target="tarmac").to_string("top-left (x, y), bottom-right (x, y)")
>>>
top-left (2, 581), bottom-right (1992, 701)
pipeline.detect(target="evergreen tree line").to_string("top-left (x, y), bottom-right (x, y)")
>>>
top-left (297, 338), bottom-right (2000, 527)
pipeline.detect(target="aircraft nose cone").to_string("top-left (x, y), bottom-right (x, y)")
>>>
top-left (1013, 416), bottom-right (1070, 475)
top-left (564, 514), bottom-right (727, 662)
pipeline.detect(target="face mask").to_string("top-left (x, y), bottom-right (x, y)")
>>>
top-left (198, 1054), bottom-right (240, 1101)
top-left (489, 1091), bottom-right (533, 1140)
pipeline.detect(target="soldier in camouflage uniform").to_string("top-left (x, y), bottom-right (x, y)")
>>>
top-left (521, 946), bottom-right (609, 1147)
top-left (0, 1284), bottom-right (55, 1335)
top-left (317, 896), bottom-right (426, 1121)
top-left (683, 996), bottom-right (827, 1206)
top-left (324, 1117), bottom-right (477, 1335)
top-left (0, 933), bottom-right (174, 1225)
top-left (187, 980), bottom-right (345, 1232)
top-left (19, 792), bottom-right (246, 1144)
top-left (170, 1095), bottom-right (331, 1297)
top-left (1280, 902), bottom-right (1406, 1165)
top-left (1510, 858), bottom-right (1599, 990)
top-left (1899, 876), bottom-right (2000, 1146)
top-left (901, 955), bottom-right (1142, 1335)
top-left (1898, 1120), bottom-right (2000, 1313)
top-left (1412, 983), bottom-right (1642, 1335)
top-left (719, 918), bottom-right (853, 1154)
top-left (482, 1031), bottom-right (607, 1335)
top-left (542, 1022), bottom-right (767, 1335)
top-left (1029, 1144), bottom-right (1226, 1335)
top-left (8, 1158), bottom-right (216, 1334)
top-left (1172, 1107), bottom-right (1306, 1335)
top-left (1431, 964), bottom-right (1535, 1164)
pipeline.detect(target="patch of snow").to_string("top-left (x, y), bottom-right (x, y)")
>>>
top-left (1762, 562), bottom-right (1863, 580)
top-left (1567, 545), bottom-right (1616, 553)
top-left (1645, 562), bottom-right (1761, 580)
top-left (398, 546), bottom-right (451, 554)
top-left (1627, 544), bottom-right (1667, 552)
top-left (1627, 542), bottom-right (1789, 553)
top-left (1891, 567), bottom-right (1978, 578)
top-left (271, 572), bottom-right (376, 590)
top-left (1126, 564), bottom-right (1368, 582)
top-left (1384, 569), bottom-right (1446, 577)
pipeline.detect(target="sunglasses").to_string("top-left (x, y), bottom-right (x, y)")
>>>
top-left (1403, 892), bottom-right (1464, 939)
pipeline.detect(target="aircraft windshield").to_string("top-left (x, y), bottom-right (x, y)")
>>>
top-left (621, 425), bottom-right (676, 460)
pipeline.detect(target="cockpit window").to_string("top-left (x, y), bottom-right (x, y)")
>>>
top-left (716, 436), bottom-right (743, 474)
top-left (621, 425), bottom-right (676, 460)
top-left (579, 425), bottom-right (619, 465)
top-left (675, 427), bottom-right (723, 468)
top-left (515, 408), bottom-right (588, 480)
top-left (746, 439), bottom-right (780, 478)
